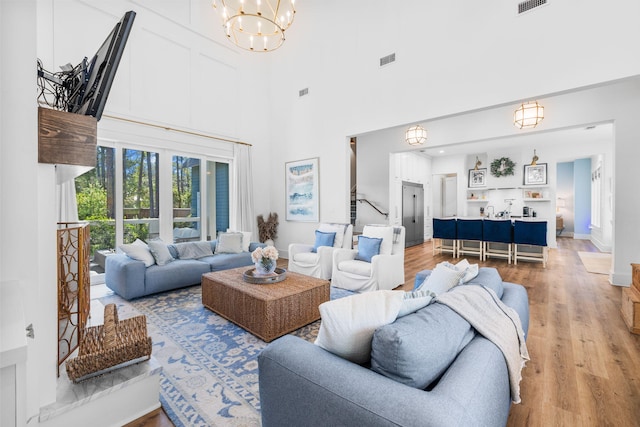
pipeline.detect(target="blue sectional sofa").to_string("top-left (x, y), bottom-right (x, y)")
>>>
top-left (105, 240), bottom-right (264, 300)
top-left (258, 267), bottom-right (529, 427)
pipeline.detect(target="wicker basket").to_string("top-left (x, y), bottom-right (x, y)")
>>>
top-left (66, 303), bottom-right (152, 382)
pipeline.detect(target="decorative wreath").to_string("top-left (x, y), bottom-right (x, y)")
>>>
top-left (490, 157), bottom-right (516, 177)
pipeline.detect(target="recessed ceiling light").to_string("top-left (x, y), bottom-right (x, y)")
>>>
top-left (439, 150), bottom-right (445, 154)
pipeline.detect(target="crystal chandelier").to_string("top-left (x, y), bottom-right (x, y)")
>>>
top-left (513, 101), bottom-right (544, 129)
top-left (405, 125), bottom-right (427, 146)
top-left (212, 0), bottom-right (296, 52)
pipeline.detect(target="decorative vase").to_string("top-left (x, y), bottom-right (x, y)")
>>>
top-left (255, 258), bottom-right (277, 275)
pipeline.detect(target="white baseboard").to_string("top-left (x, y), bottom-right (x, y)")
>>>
top-left (590, 236), bottom-right (612, 253)
top-left (573, 233), bottom-right (591, 240)
top-left (611, 272), bottom-right (632, 287)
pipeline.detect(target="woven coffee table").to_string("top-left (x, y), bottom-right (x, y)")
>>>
top-left (201, 267), bottom-right (330, 342)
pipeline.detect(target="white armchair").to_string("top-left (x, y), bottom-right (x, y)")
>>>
top-left (288, 223), bottom-right (354, 280)
top-left (331, 225), bottom-right (405, 293)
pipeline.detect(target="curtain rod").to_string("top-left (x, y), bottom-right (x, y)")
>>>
top-left (101, 113), bottom-right (252, 146)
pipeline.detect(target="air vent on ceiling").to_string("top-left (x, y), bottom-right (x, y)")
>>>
top-left (518, 0), bottom-right (547, 14)
top-left (380, 53), bottom-right (396, 67)
top-left (299, 88), bottom-right (309, 97)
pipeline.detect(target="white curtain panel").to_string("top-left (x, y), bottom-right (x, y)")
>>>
top-left (234, 144), bottom-right (255, 235)
top-left (56, 180), bottom-right (79, 223)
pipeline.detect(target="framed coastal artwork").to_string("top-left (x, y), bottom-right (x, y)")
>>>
top-left (285, 157), bottom-right (319, 222)
top-left (523, 163), bottom-right (548, 185)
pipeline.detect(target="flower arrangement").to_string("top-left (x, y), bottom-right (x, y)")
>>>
top-left (251, 245), bottom-right (279, 274)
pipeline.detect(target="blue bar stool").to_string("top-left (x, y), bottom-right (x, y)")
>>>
top-left (482, 219), bottom-right (513, 264)
top-left (432, 218), bottom-right (457, 257)
top-left (513, 220), bottom-right (548, 267)
top-left (456, 218), bottom-right (483, 259)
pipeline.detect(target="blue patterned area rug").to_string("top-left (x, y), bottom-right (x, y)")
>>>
top-left (100, 285), bottom-right (353, 427)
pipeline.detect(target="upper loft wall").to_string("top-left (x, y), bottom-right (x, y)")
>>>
top-left (268, 0), bottom-right (640, 135)
top-left (37, 0), bottom-right (275, 216)
top-left (37, 0), bottom-right (271, 146)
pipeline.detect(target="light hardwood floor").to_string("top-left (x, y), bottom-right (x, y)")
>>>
top-left (133, 237), bottom-right (640, 426)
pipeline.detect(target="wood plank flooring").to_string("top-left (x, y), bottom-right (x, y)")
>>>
top-left (133, 237), bottom-right (640, 426)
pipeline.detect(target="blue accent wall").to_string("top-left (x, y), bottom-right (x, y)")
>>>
top-left (215, 163), bottom-right (229, 233)
top-left (574, 158), bottom-right (592, 235)
top-left (557, 162), bottom-right (574, 234)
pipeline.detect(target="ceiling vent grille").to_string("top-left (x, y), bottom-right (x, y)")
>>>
top-left (380, 53), bottom-right (396, 67)
top-left (518, 0), bottom-right (547, 14)
top-left (299, 88), bottom-right (309, 97)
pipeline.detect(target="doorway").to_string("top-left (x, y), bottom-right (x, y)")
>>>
top-left (432, 174), bottom-right (457, 218)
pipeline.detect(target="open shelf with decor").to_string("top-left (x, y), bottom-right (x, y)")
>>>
top-left (466, 189), bottom-right (489, 202)
top-left (523, 186), bottom-right (550, 202)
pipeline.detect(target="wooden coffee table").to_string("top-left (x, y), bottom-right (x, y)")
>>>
top-left (201, 267), bottom-right (330, 342)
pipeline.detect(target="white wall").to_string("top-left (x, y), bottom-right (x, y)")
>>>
top-left (21, 0), bottom-right (274, 418)
top-left (266, 1), bottom-right (639, 283)
top-left (2, 0), bottom-right (58, 418)
top-left (38, 0), bottom-right (273, 218)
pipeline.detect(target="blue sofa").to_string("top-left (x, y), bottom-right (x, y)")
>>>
top-left (258, 267), bottom-right (529, 427)
top-left (105, 240), bottom-right (264, 300)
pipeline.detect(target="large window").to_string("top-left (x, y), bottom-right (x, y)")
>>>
top-left (173, 156), bottom-right (201, 242)
top-left (123, 148), bottom-right (160, 243)
top-left (76, 144), bottom-right (232, 265)
top-left (75, 146), bottom-right (116, 261)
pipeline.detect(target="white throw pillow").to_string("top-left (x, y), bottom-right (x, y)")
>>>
top-left (119, 239), bottom-right (155, 267)
top-left (318, 223), bottom-right (347, 248)
top-left (315, 290), bottom-right (404, 364)
top-left (227, 229), bottom-right (252, 251)
top-left (363, 225), bottom-right (393, 255)
top-left (417, 264), bottom-right (465, 295)
top-left (215, 232), bottom-right (244, 254)
top-left (147, 239), bottom-right (174, 266)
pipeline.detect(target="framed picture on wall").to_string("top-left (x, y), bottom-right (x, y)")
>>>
top-left (524, 163), bottom-right (547, 185)
top-left (468, 168), bottom-right (487, 188)
top-left (285, 157), bottom-right (320, 222)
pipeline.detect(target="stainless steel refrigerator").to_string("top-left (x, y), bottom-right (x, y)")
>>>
top-left (402, 181), bottom-right (425, 247)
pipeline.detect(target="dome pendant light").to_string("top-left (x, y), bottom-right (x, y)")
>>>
top-left (514, 101), bottom-right (544, 129)
top-left (405, 125), bottom-right (427, 146)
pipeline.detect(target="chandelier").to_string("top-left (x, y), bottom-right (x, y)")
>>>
top-left (513, 101), bottom-right (544, 129)
top-left (405, 125), bottom-right (427, 146)
top-left (212, 0), bottom-right (296, 52)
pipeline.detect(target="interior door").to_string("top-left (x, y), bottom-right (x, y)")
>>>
top-left (443, 175), bottom-right (457, 217)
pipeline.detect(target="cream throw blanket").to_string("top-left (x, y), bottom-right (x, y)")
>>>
top-left (436, 285), bottom-right (530, 404)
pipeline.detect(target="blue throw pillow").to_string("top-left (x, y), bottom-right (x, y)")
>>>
top-left (355, 236), bottom-right (383, 263)
top-left (312, 230), bottom-right (336, 253)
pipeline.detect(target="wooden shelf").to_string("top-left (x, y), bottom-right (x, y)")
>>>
top-left (38, 107), bottom-right (97, 167)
